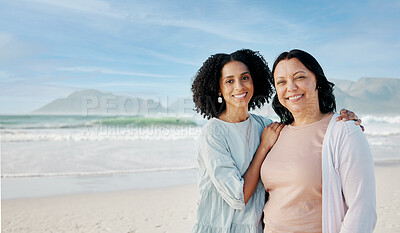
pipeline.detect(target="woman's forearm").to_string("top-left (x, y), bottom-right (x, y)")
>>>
top-left (243, 146), bottom-right (270, 204)
top-left (242, 122), bottom-right (283, 204)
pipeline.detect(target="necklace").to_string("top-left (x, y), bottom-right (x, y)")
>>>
top-left (225, 114), bottom-right (252, 153)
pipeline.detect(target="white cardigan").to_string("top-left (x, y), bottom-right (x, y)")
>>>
top-left (322, 114), bottom-right (377, 233)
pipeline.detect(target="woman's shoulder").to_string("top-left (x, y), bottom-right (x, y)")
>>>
top-left (201, 118), bottom-right (230, 139)
top-left (250, 113), bottom-right (273, 127)
top-left (327, 113), bottom-right (364, 137)
top-left (202, 117), bottom-right (226, 129)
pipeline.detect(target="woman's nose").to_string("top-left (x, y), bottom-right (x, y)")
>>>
top-left (235, 80), bottom-right (244, 90)
top-left (287, 81), bottom-right (297, 92)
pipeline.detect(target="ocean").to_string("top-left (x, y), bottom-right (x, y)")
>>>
top-left (1, 114), bottom-right (399, 199)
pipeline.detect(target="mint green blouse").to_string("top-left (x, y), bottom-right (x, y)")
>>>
top-left (192, 114), bottom-right (273, 233)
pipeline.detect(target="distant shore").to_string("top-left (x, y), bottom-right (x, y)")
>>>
top-left (2, 162), bottom-right (400, 233)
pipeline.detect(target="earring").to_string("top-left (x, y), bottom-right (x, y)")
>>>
top-left (218, 94), bottom-right (223, 103)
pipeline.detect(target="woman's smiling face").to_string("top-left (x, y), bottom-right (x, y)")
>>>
top-left (273, 58), bottom-right (319, 115)
top-left (219, 61), bottom-right (254, 111)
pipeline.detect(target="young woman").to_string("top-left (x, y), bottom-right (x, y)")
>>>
top-left (191, 49), bottom-right (361, 233)
top-left (261, 49), bottom-right (376, 233)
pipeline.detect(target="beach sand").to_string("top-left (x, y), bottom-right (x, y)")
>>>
top-left (374, 162), bottom-right (400, 233)
top-left (2, 163), bottom-right (400, 233)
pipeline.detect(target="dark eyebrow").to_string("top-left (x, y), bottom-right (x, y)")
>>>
top-left (223, 72), bottom-right (250, 79)
top-left (275, 70), bottom-right (307, 81)
top-left (293, 71), bottom-right (306, 76)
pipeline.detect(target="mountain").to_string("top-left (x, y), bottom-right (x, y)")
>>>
top-left (332, 78), bottom-right (400, 114)
top-left (32, 89), bottom-right (168, 116)
top-left (32, 77), bottom-right (400, 115)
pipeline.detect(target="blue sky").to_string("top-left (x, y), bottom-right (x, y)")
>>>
top-left (1, 0), bottom-right (399, 114)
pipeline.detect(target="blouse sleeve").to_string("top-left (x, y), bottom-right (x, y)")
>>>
top-left (198, 125), bottom-right (245, 210)
top-left (261, 116), bottom-right (273, 128)
top-left (338, 122), bottom-right (377, 233)
top-left (251, 114), bottom-right (273, 128)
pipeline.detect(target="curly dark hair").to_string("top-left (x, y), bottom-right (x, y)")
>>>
top-left (271, 49), bottom-right (336, 124)
top-left (191, 49), bottom-right (274, 119)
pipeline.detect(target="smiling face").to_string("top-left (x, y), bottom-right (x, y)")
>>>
top-left (219, 61), bottom-right (254, 112)
top-left (273, 58), bottom-right (319, 116)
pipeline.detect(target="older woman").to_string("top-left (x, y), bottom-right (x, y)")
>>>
top-left (191, 49), bottom-right (362, 233)
top-left (260, 49), bottom-right (376, 233)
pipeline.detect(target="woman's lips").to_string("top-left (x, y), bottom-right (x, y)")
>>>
top-left (286, 94), bottom-right (303, 101)
top-left (233, 92), bottom-right (247, 99)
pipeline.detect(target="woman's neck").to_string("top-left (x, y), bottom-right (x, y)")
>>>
top-left (219, 107), bottom-right (249, 123)
top-left (291, 109), bottom-right (325, 126)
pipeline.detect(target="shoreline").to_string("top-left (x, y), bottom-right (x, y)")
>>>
top-left (2, 163), bottom-right (400, 233)
top-left (2, 159), bottom-right (399, 200)
top-left (1, 169), bottom-right (198, 200)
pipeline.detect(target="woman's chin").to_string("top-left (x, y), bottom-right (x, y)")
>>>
top-left (283, 105), bottom-right (306, 115)
top-left (226, 100), bottom-right (251, 109)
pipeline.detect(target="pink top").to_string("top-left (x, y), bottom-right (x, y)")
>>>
top-left (260, 113), bottom-right (333, 233)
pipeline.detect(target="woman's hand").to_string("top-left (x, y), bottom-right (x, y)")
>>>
top-left (259, 122), bottom-right (284, 151)
top-left (336, 108), bottom-right (364, 131)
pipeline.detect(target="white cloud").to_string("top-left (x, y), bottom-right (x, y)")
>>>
top-left (29, 0), bottom-right (128, 19)
top-left (0, 70), bottom-right (25, 82)
top-left (0, 33), bottom-right (14, 47)
top-left (0, 70), bottom-right (14, 79)
top-left (96, 82), bottom-right (164, 88)
top-left (0, 33), bottom-right (42, 62)
top-left (24, 0), bottom-right (291, 44)
top-left (141, 49), bottom-right (198, 66)
top-left (58, 66), bottom-right (179, 78)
